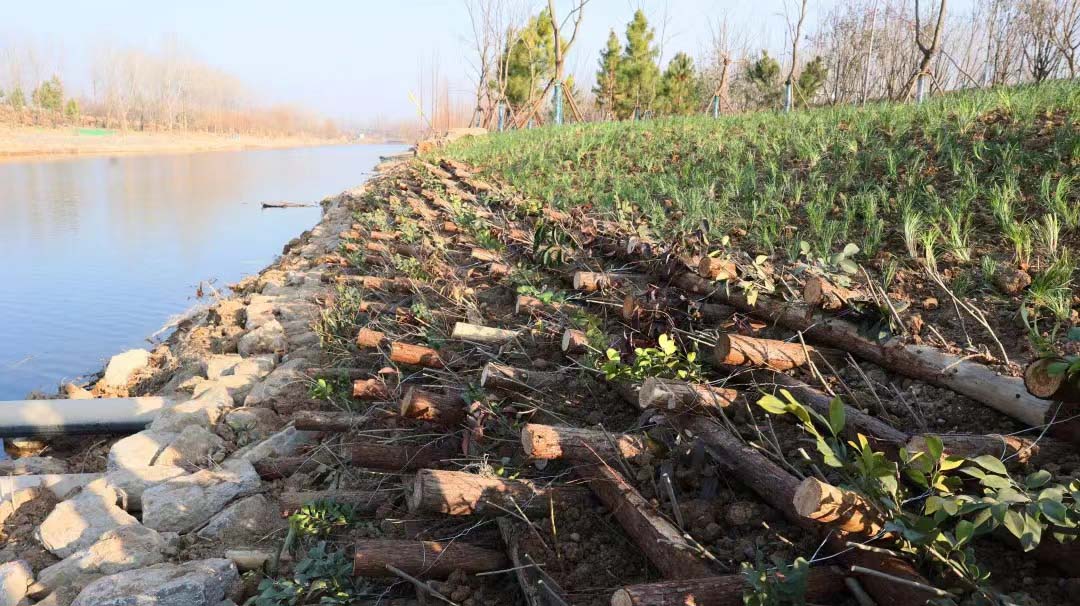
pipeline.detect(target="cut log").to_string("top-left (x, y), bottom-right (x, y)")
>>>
top-left (674, 415), bottom-right (939, 606)
top-left (1025, 358), bottom-right (1080, 402)
top-left (793, 478), bottom-right (884, 537)
top-left (362, 276), bottom-right (417, 292)
top-left (697, 257), bottom-right (738, 280)
top-left (481, 363), bottom-right (563, 392)
top-left (441, 221), bottom-right (461, 233)
top-left (803, 276), bottom-right (862, 310)
top-left (572, 272), bottom-right (646, 292)
top-left (673, 271), bottom-right (1054, 430)
top-left (906, 433), bottom-right (1074, 466)
top-left (399, 388), bottom-right (464, 426)
top-left (561, 329), bottom-right (589, 354)
top-left (714, 334), bottom-right (835, 372)
top-left (353, 540), bottom-right (508, 579)
top-left (350, 441), bottom-right (457, 472)
top-left (489, 263), bottom-right (511, 278)
top-left (576, 463), bottom-right (714, 579)
top-left (638, 378), bottom-right (737, 413)
top-left (390, 342), bottom-right (444, 368)
top-left (407, 469), bottom-right (589, 516)
top-left (280, 490), bottom-right (393, 515)
top-left (353, 378), bottom-right (391, 400)
top-left (368, 230), bottom-right (398, 241)
top-left (521, 423), bottom-right (648, 462)
top-left (359, 301), bottom-right (388, 314)
top-left (356, 328), bottom-right (387, 349)
top-left (471, 248), bottom-right (502, 263)
top-left (611, 567), bottom-right (846, 606)
top-left (451, 322), bottom-right (519, 344)
top-left (293, 410), bottom-right (384, 432)
top-left (252, 452), bottom-right (337, 480)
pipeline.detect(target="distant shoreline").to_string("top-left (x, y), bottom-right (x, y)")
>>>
top-left (0, 127), bottom-right (380, 164)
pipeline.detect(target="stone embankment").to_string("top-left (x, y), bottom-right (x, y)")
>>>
top-left (0, 156), bottom-right (401, 606)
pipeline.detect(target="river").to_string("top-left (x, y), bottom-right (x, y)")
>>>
top-left (0, 143), bottom-right (405, 400)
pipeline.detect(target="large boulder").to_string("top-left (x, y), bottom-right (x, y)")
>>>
top-left (104, 466), bottom-right (187, 511)
top-left (196, 495), bottom-right (284, 545)
top-left (35, 487), bottom-right (140, 558)
top-left (217, 407), bottom-right (282, 445)
top-left (234, 426), bottom-right (318, 464)
top-left (237, 319), bottom-right (286, 357)
top-left (154, 426), bottom-right (227, 468)
top-left (140, 459), bottom-right (260, 533)
top-left (149, 387), bottom-right (231, 434)
top-left (243, 358), bottom-right (307, 408)
top-left (244, 295), bottom-right (278, 330)
top-left (107, 431), bottom-right (178, 471)
top-left (102, 349), bottom-right (152, 388)
top-left (36, 524), bottom-right (168, 593)
top-left (0, 560), bottom-right (33, 606)
top-left (206, 354), bottom-right (274, 381)
top-left (71, 558), bottom-right (240, 606)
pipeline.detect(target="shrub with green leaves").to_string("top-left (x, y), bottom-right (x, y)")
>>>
top-left (601, 333), bottom-right (702, 382)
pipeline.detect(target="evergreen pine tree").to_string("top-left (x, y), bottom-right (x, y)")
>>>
top-left (745, 51), bottom-right (783, 108)
top-left (658, 52), bottom-right (701, 116)
top-left (499, 9), bottom-right (556, 113)
top-left (9, 86), bottom-right (25, 110)
top-left (592, 30), bottom-right (622, 119)
top-left (795, 56), bottom-right (828, 107)
top-left (615, 10), bottom-right (660, 120)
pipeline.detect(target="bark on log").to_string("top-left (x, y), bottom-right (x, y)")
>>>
top-left (252, 452), bottom-right (337, 480)
top-left (471, 248), bottom-right (502, 263)
top-left (368, 230), bottom-right (398, 241)
top-left (793, 478), bottom-right (884, 537)
top-left (714, 334), bottom-right (835, 372)
top-left (451, 322), bottom-right (519, 344)
top-left (280, 490), bottom-right (393, 514)
top-left (1025, 358), bottom-right (1080, 402)
top-left (674, 415), bottom-right (938, 606)
top-left (906, 433), bottom-right (1074, 466)
top-left (572, 272), bottom-right (646, 292)
top-left (350, 441), bottom-right (457, 472)
top-left (353, 540), bottom-right (508, 579)
top-left (521, 423), bottom-right (648, 462)
top-left (489, 263), bottom-right (511, 278)
top-left (697, 257), bottom-right (738, 280)
top-left (390, 342), bottom-right (445, 368)
top-left (481, 363), bottom-right (563, 392)
top-left (515, 295), bottom-right (568, 315)
top-left (672, 271), bottom-right (1053, 429)
top-left (407, 469), bottom-right (589, 515)
top-left (561, 329), bottom-right (589, 354)
top-left (576, 462), bottom-right (714, 580)
top-left (294, 410), bottom-right (376, 432)
top-left (638, 378), bottom-right (737, 413)
top-left (400, 388), bottom-right (464, 426)
top-left (611, 568), bottom-right (846, 606)
top-left (353, 378), bottom-right (391, 400)
top-left (803, 276), bottom-right (862, 311)
top-left (441, 221), bottom-right (461, 234)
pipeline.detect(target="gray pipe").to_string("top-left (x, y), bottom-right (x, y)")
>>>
top-left (0, 397), bottom-right (174, 438)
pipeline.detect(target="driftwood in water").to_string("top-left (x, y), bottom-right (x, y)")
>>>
top-left (280, 490), bottom-right (393, 515)
top-left (407, 468), bottom-right (589, 515)
top-left (576, 462), bottom-right (714, 580)
top-left (399, 388), bottom-right (464, 426)
top-left (481, 363), bottom-right (563, 392)
top-left (611, 568), bottom-right (846, 606)
top-left (352, 539), bottom-right (508, 578)
top-left (521, 423), bottom-right (648, 462)
top-left (638, 377), bottom-right (737, 413)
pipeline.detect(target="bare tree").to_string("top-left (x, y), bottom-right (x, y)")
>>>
top-left (547, 0), bottom-right (589, 122)
top-left (783, 0), bottom-right (810, 109)
top-left (1049, 0), bottom-right (1080, 77)
top-left (904, 0), bottom-right (948, 100)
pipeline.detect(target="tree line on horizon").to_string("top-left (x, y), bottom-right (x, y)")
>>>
top-left (465, 0), bottom-right (1080, 129)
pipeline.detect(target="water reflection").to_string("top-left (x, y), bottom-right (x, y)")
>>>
top-left (0, 144), bottom-right (403, 398)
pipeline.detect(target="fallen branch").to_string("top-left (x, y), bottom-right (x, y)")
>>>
top-left (521, 423), bottom-right (648, 462)
top-left (407, 469), bottom-right (589, 515)
top-left (353, 540), bottom-right (508, 578)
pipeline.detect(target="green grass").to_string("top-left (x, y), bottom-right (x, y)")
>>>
top-left (442, 82), bottom-right (1079, 329)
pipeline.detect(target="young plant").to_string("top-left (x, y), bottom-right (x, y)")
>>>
top-left (601, 334), bottom-right (702, 383)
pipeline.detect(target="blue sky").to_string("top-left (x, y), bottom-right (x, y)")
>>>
top-left (2, 0), bottom-right (973, 122)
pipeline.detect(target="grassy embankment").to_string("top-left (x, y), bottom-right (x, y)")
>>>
top-left (445, 82), bottom-right (1079, 356)
top-left (0, 126), bottom-right (351, 162)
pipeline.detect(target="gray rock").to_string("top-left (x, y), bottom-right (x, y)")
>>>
top-left (0, 474), bottom-right (102, 502)
top-left (108, 431), bottom-right (178, 471)
top-left (244, 295), bottom-right (278, 330)
top-left (0, 560), bottom-right (33, 606)
top-left (102, 349), bottom-right (151, 388)
top-left (104, 466), bottom-right (187, 511)
top-left (37, 525), bottom-right (168, 593)
top-left (71, 558), bottom-right (240, 606)
top-left (237, 319), bottom-right (286, 357)
top-left (0, 456), bottom-right (67, 475)
top-left (205, 354), bottom-right (243, 380)
top-left (217, 408), bottom-right (282, 445)
top-left (196, 495), bottom-right (284, 544)
top-left (154, 426), bottom-right (227, 468)
top-left (243, 358), bottom-right (307, 407)
top-left (35, 488), bottom-right (140, 558)
top-left (141, 459), bottom-right (260, 533)
top-left (206, 354), bottom-right (275, 381)
top-left (234, 426), bottom-right (318, 464)
top-left (0, 487), bottom-right (40, 526)
top-left (149, 388), bottom-right (230, 434)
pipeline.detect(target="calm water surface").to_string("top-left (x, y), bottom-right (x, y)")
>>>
top-left (0, 144), bottom-right (405, 399)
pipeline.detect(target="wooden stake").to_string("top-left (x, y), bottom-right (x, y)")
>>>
top-left (638, 378), bottom-right (737, 413)
top-left (353, 540), bottom-right (509, 578)
top-left (521, 423), bottom-right (648, 462)
top-left (407, 469), bottom-right (589, 515)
